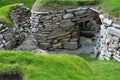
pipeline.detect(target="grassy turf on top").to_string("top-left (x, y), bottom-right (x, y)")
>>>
top-left (0, 4), bottom-right (17, 26)
top-left (33, 0), bottom-right (96, 9)
top-left (0, 50), bottom-right (95, 80)
top-left (0, 0), bottom-right (36, 8)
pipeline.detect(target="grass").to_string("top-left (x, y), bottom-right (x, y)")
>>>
top-left (80, 53), bottom-right (120, 80)
top-left (0, 0), bottom-right (36, 9)
top-left (0, 4), bottom-right (17, 26)
top-left (33, 0), bottom-right (96, 9)
top-left (100, 0), bottom-right (120, 17)
top-left (0, 50), bottom-right (95, 80)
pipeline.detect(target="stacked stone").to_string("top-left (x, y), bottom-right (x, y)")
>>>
top-left (95, 14), bottom-right (120, 62)
top-left (0, 27), bottom-right (25, 50)
top-left (10, 3), bottom-right (31, 32)
top-left (0, 4), bottom-right (30, 50)
top-left (31, 8), bottom-right (101, 50)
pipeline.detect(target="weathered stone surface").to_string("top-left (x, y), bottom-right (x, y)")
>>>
top-left (63, 13), bottom-right (74, 19)
top-left (80, 37), bottom-right (94, 45)
top-left (11, 4), bottom-right (31, 29)
top-left (99, 14), bottom-right (104, 20)
top-left (64, 42), bottom-right (78, 50)
top-left (79, 45), bottom-right (94, 53)
top-left (103, 18), bottom-right (112, 26)
top-left (52, 43), bottom-right (62, 49)
top-left (60, 22), bottom-right (75, 31)
top-left (74, 10), bottom-right (87, 16)
top-left (34, 33), bottom-right (48, 40)
top-left (107, 27), bottom-right (120, 37)
top-left (39, 42), bottom-right (51, 49)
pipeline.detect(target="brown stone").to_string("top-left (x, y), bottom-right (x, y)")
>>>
top-left (47, 32), bottom-right (70, 40)
top-left (52, 14), bottom-right (62, 22)
top-left (52, 43), bottom-right (62, 49)
top-left (64, 41), bottom-right (78, 50)
top-left (60, 22), bottom-right (75, 31)
top-left (62, 38), bottom-right (70, 42)
top-left (57, 34), bottom-right (71, 40)
top-left (39, 42), bottom-right (51, 49)
top-left (34, 33), bottom-right (48, 41)
top-left (71, 31), bottom-right (80, 38)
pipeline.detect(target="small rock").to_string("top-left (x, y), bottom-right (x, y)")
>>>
top-left (63, 13), bottom-right (74, 19)
top-left (103, 18), bottom-right (113, 26)
top-left (107, 27), bottom-right (120, 38)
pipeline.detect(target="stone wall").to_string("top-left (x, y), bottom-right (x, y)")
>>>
top-left (31, 8), bottom-right (101, 50)
top-left (95, 14), bottom-right (120, 62)
top-left (0, 4), bottom-right (31, 50)
top-left (10, 3), bottom-right (31, 32)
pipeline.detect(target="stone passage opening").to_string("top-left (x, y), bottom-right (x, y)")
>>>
top-left (31, 8), bottom-right (101, 51)
top-left (0, 72), bottom-right (23, 80)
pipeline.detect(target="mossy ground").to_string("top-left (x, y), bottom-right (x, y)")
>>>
top-left (0, 4), bottom-right (17, 26)
top-left (0, 50), bottom-right (95, 80)
top-left (80, 53), bottom-right (120, 80)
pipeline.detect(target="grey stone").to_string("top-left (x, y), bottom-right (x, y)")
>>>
top-left (39, 42), bottom-right (51, 49)
top-left (74, 10), bottom-right (87, 16)
top-left (31, 27), bottom-right (39, 33)
top-left (47, 32), bottom-right (70, 40)
top-left (32, 11), bottom-right (49, 15)
top-left (80, 37), bottom-right (94, 45)
top-left (104, 56), bottom-right (110, 60)
top-left (64, 42), bottom-right (78, 50)
top-left (32, 49), bottom-right (47, 54)
top-left (63, 13), bottom-right (74, 19)
top-left (112, 23), bottom-right (120, 29)
top-left (66, 9), bottom-right (78, 13)
top-left (79, 45), bottom-right (94, 53)
top-left (113, 56), bottom-right (120, 62)
top-left (14, 34), bottom-right (37, 51)
top-left (94, 47), bottom-right (99, 57)
top-left (107, 27), bottom-right (120, 38)
top-left (103, 18), bottom-right (112, 26)
top-left (99, 14), bottom-right (104, 20)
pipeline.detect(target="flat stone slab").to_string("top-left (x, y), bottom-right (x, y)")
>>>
top-left (63, 13), bottom-right (74, 19)
top-left (64, 42), bottom-right (78, 50)
top-left (107, 27), bottom-right (120, 38)
top-left (103, 18), bottom-right (113, 26)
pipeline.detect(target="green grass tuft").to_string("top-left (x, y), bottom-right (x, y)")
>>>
top-left (0, 0), bottom-right (36, 9)
top-left (100, 0), bottom-right (120, 17)
top-left (80, 53), bottom-right (120, 80)
top-left (34, 0), bottom-right (96, 9)
top-left (0, 4), bottom-right (17, 26)
top-left (0, 50), bottom-right (95, 80)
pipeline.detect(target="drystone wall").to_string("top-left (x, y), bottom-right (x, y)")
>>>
top-left (0, 4), bottom-right (31, 50)
top-left (95, 14), bottom-right (120, 62)
top-left (31, 8), bottom-right (101, 50)
top-left (0, 20), bottom-right (25, 50)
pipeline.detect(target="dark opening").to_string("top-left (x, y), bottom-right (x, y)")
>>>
top-left (0, 73), bottom-right (23, 80)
